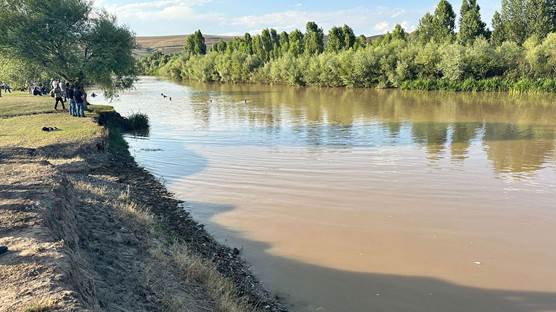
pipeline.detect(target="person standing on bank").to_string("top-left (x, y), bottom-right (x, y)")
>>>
top-left (74, 85), bottom-right (86, 117)
top-left (53, 84), bottom-right (66, 110)
top-left (66, 83), bottom-right (75, 116)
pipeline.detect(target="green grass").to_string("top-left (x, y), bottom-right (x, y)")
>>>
top-left (0, 113), bottom-right (105, 148)
top-left (0, 93), bottom-right (56, 117)
top-left (0, 95), bottom-right (110, 149)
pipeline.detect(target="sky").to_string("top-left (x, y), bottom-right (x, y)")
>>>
top-left (93, 0), bottom-right (502, 37)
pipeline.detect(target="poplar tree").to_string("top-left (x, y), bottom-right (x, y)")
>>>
top-left (417, 13), bottom-right (436, 42)
top-left (354, 35), bottom-right (368, 49)
top-left (270, 28), bottom-right (280, 58)
top-left (289, 29), bottom-right (304, 56)
top-left (261, 29), bottom-right (273, 60)
top-left (491, 11), bottom-right (507, 45)
top-left (391, 24), bottom-right (408, 40)
top-left (458, 0), bottom-right (487, 44)
top-left (253, 36), bottom-right (265, 60)
top-left (525, 0), bottom-right (555, 39)
top-left (278, 31), bottom-right (290, 56)
top-left (501, 0), bottom-right (527, 44)
top-left (342, 25), bottom-right (356, 49)
top-left (433, 0), bottom-right (456, 41)
top-left (326, 26), bottom-right (345, 52)
top-left (185, 30), bottom-right (206, 55)
top-left (304, 22), bottom-right (324, 55)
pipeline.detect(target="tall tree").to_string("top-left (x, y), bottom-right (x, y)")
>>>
top-left (260, 29), bottom-right (273, 60)
top-left (185, 30), bottom-right (206, 55)
top-left (0, 0), bottom-right (135, 91)
top-left (278, 31), bottom-right (290, 56)
top-left (417, 13), bottom-right (437, 42)
top-left (289, 29), bottom-right (304, 56)
top-left (525, 0), bottom-right (555, 39)
top-left (242, 33), bottom-right (253, 54)
top-left (433, 0), bottom-right (456, 41)
top-left (270, 28), bottom-right (280, 58)
top-left (342, 25), bottom-right (356, 49)
top-left (459, 0), bottom-right (471, 26)
top-left (326, 26), bottom-right (345, 52)
top-left (354, 35), bottom-right (368, 49)
top-left (253, 35), bottom-right (265, 60)
top-left (491, 11), bottom-right (507, 45)
top-left (304, 22), bottom-right (324, 55)
top-left (501, 0), bottom-right (527, 44)
top-left (458, 0), bottom-right (488, 44)
top-left (391, 24), bottom-right (408, 40)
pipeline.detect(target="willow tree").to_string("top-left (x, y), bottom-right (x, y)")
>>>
top-left (0, 0), bottom-right (136, 93)
top-left (0, 53), bottom-right (47, 90)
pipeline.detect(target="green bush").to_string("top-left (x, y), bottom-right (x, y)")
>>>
top-left (140, 24), bottom-right (556, 94)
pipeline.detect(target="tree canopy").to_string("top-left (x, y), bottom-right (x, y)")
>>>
top-left (304, 22), bottom-right (325, 55)
top-left (0, 0), bottom-right (136, 91)
top-left (185, 30), bottom-right (207, 55)
top-left (458, 0), bottom-right (488, 44)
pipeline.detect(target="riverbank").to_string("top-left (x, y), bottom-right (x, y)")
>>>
top-left (0, 94), bottom-right (285, 311)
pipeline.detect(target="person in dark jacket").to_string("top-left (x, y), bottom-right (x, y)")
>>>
top-left (53, 85), bottom-right (65, 110)
top-left (73, 85), bottom-right (86, 117)
top-left (66, 83), bottom-right (76, 116)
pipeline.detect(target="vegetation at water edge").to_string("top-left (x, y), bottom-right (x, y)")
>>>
top-left (138, 0), bottom-right (556, 93)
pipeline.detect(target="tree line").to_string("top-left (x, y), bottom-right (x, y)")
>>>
top-left (140, 0), bottom-right (556, 93)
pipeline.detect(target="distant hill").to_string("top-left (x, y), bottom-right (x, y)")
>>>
top-left (135, 34), bottom-right (236, 57)
top-left (135, 34), bottom-right (384, 57)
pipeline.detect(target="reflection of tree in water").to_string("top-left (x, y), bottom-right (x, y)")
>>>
top-left (386, 123), bottom-right (402, 138)
top-left (483, 124), bottom-right (556, 173)
top-left (451, 123), bottom-right (483, 161)
top-left (184, 82), bottom-right (556, 173)
top-left (411, 123), bottom-right (449, 159)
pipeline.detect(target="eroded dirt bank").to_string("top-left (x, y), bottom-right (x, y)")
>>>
top-left (0, 126), bottom-right (285, 311)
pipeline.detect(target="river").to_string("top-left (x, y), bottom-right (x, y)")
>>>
top-left (92, 77), bottom-right (556, 312)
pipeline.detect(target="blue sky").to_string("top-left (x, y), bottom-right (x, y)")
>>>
top-left (94, 0), bottom-right (501, 36)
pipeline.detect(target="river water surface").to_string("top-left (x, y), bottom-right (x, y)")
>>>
top-left (93, 77), bottom-right (556, 312)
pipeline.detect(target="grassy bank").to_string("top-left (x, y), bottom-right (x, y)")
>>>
top-left (0, 95), bottom-right (284, 312)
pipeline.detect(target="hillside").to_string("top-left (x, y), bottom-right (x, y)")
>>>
top-left (135, 34), bottom-right (383, 57)
top-left (135, 34), bottom-right (236, 57)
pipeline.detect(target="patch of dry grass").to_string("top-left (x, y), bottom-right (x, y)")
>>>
top-left (73, 174), bottom-right (254, 312)
top-left (164, 242), bottom-right (255, 312)
top-left (23, 299), bottom-right (58, 312)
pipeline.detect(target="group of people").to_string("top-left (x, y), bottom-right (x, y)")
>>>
top-left (55, 81), bottom-right (87, 117)
top-left (29, 79), bottom-right (88, 117)
top-left (0, 82), bottom-right (12, 93)
top-left (30, 84), bottom-right (48, 96)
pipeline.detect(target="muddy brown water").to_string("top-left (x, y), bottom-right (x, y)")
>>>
top-left (92, 77), bottom-right (556, 312)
